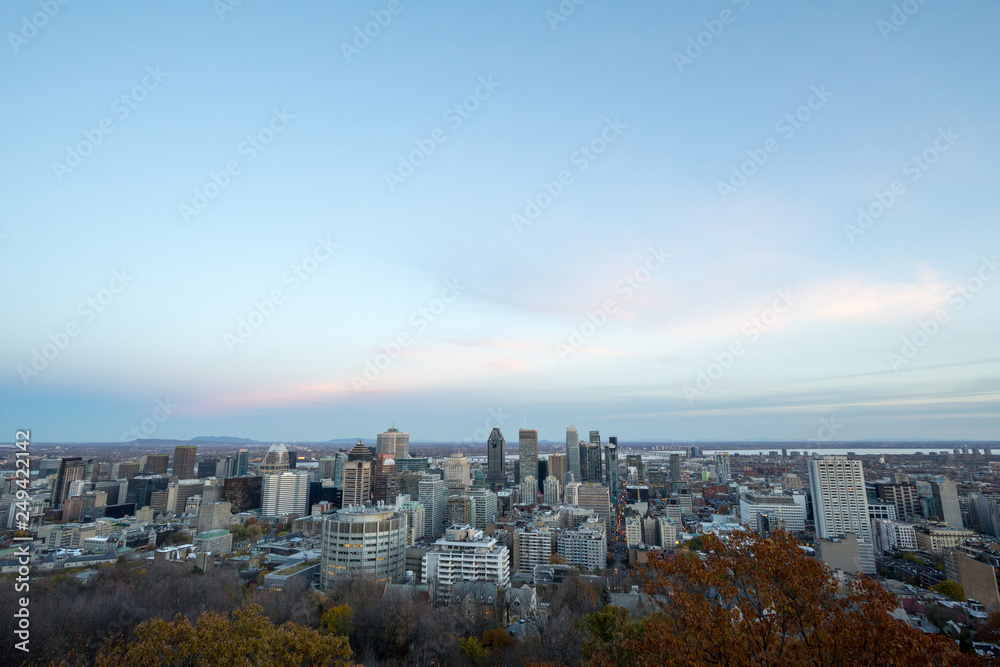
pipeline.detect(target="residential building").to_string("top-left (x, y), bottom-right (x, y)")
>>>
top-left (715, 452), bottom-right (731, 485)
top-left (739, 493), bottom-right (806, 533)
top-left (872, 518), bottom-right (918, 553)
top-left (468, 487), bottom-right (497, 529)
top-left (931, 479), bottom-right (963, 529)
top-left (422, 525), bottom-right (510, 604)
top-left (543, 476), bottom-right (560, 505)
top-left (262, 472), bottom-right (309, 517)
top-left (557, 521), bottom-right (606, 571)
top-left (808, 456), bottom-right (873, 574)
top-left (513, 527), bottom-right (554, 574)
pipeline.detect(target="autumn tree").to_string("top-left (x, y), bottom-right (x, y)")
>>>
top-left (94, 603), bottom-right (356, 667)
top-left (932, 579), bottom-right (966, 602)
top-left (585, 530), bottom-right (978, 666)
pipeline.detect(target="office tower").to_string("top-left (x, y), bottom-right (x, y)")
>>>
top-left (113, 461), bottom-right (140, 481)
top-left (144, 453), bottom-right (169, 475)
top-left (566, 426), bottom-right (580, 484)
top-left (52, 458), bottom-right (85, 509)
top-left (235, 449), bottom-right (250, 476)
top-left (589, 431), bottom-right (600, 446)
top-left (196, 501), bottom-right (232, 533)
top-left (334, 451), bottom-right (348, 486)
top-left (318, 457), bottom-right (337, 480)
top-left (395, 457), bottom-right (429, 473)
top-left (808, 456), bottom-right (874, 573)
top-left (172, 445), bottom-right (197, 479)
top-left (519, 476), bottom-right (537, 505)
top-left (218, 456), bottom-right (235, 478)
top-left (577, 483), bottom-right (612, 533)
top-left (198, 458), bottom-right (219, 479)
top-left (221, 476), bottom-right (262, 512)
top-left (348, 440), bottom-right (374, 462)
top-left (419, 474), bottom-right (446, 537)
top-left (543, 476), bottom-right (561, 505)
top-left (320, 505), bottom-right (408, 588)
top-left (625, 454), bottom-right (645, 484)
top-left (443, 453), bottom-right (471, 488)
top-left (931, 479), bottom-right (963, 529)
top-left (287, 451), bottom-right (298, 469)
top-left (579, 442), bottom-right (588, 481)
top-left (422, 525), bottom-right (510, 604)
top-left (876, 482), bottom-right (921, 522)
top-left (342, 459), bottom-right (373, 507)
top-left (715, 453), bottom-right (731, 485)
top-left (548, 454), bottom-right (567, 488)
top-left (377, 427), bottom-right (410, 460)
top-left (518, 429), bottom-right (538, 488)
top-left (670, 453), bottom-right (681, 485)
top-left (374, 453), bottom-right (397, 503)
top-left (605, 438), bottom-right (620, 498)
top-left (261, 471), bottom-right (310, 517)
top-left (537, 459), bottom-right (549, 493)
top-left (260, 444), bottom-right (290, 475)
top-left (487, 428), bottom-right (505, 489)
top-left (308, 480), bottom-right (343, 512)
top-left (585, 444), bottom-right (602, 483)
top-left (468, 487), bottom-right (497, 529)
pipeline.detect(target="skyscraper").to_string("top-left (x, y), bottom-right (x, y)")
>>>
top-left (548, 454), bottom-right (567, 488)
top-left (715, 452), bottom-right (731, 485)
top-left (260, 444), bottom-right (290, 475)
top-left (235, 449), bottom-right (250, 476)
top-left (931, 479), bottom-right (963, 529)
top-left (52, 457), bottom-right (85, 509)
top-left (318, 456), bottom-right (337, 480)
top-left (419, 474), bottom-right (446, 537)
top-left (605, 438), bottom-right (620, 498)
top-left (589, 431), bottom-right (600, 446)
top-left (808, 457), bottom-right (874, 574)
top-left (261, 471), bottom-right (310, 517)
top-left (144, 453), bottom-right (169, 475)
top-left (342, 458), bottom-right (373, 507)
top-left (670, 453), bottom-right (681, 485)
top-left (518, 429), bottom-right (538, 488)
top-left (487, 428), bottom-right (505, 489)
top-left (334, 451), bottom-right (348, 486)
top-left (377, 427), bottom-right (409, 460)
top-left (197, 458), bottom-right (219, 479)
top-left (348, 440), bottom-right (374, 462)
top-left (566, 426), bottom-right (579, 484)
top-left (585, 444), bottom-right (602, 483)
top-left (172, 445), bottom-right (197, 479)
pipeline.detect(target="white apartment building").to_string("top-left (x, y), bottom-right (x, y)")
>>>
top-left (557, 521), bottom-right (607, 571)
top-left (422, 525), bottom-right (510, 604)
top-left (739, 493), bottom-right (806, 533)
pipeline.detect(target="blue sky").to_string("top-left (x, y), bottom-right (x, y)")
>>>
top-left (2, 0), bottom-right (998, 443)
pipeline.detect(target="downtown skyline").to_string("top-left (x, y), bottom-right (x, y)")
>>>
top-left (3, 1), bottom-right (999, 443)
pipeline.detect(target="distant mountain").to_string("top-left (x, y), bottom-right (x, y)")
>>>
top-left (189, 436), bottom-right (262, 444)
top-left (321, 438), bottom-right (367, 444)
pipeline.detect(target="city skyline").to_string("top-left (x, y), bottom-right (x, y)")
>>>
top-left (4, 2), bottom-right (999, 443)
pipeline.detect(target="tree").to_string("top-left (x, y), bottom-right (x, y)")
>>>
top-left (95, 603), bottom-right (356, 667)
top-left (585, 530), bottom-right (976, 666)
top-left (583, 605), bottom-right (644, 666)
top-left (322, 603), bottom-right (354, 637)
top-left (932, 579), bottom-right (966, 602)
top-left (548, 553), bottom-right (568, 565)
top-left (685, 534), bottom-right (704, 551)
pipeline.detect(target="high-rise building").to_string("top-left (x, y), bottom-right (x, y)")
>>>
top-left (334, 451), bottom-right (348, 486)
top-left (585, 444), bottom-right (602, 483)
top-left (196, 501), bottom-right (232, 533)
top-left (605, 438), bottom-right (620, 498)
top-left (548, 454), bottom-right (567, 489)
top-left (348, 440), bottom-right (374, 462)
top-left (419, 474), bottom-right (446, 537)
top-left (739, 493), bottom-right (806, 533)
top-left (931, 479), bottom-right (963, 529)
top-left (318, 457), bottom-right (337, 480)
top-left (487, 428), bottom-right (505, 489)
top-left (342, 459), bottom-right (373, 507)
top-left (377, 427), bottom-right (409, 460)
top-left (519, 476), bottom-right (537, 505)
top-left (714, 453), bottom-right (731, 485)
top-left (557, 522), bottom-right (606, 571)
top-left (443, 453), bottom-right (471, 488)
top-left (579, 442), bottom-right (588, 481)
top-left (876, 483), bottom-right (921, 522)
top-left (670, 453), bottom-right (681, 485)
top-left (468, 487), bottom-right (497, 529)
top-left (144, 453), bottom-right (169, 475)
top-left (198, 458), bottom-right (219, 479)
top-left (262, 472), bottom-right (310, 517)
top-left (287, 451), bottom-right (298, 469)
top-left (235, 449), bottom-right (250, 476)
top-left (422, 525), bottom-right (510, 604)
top-left (260, 444), bottom-right (290, 475)
top-left (808, 456), bottom-right (874, 573)
top-left (398, 500), bottom-right (426, 544)
top-left (513, 526), bottom-right (554, 574)
top-left (221, 476), bottom-right (262, 512)
top-left (518, 429), bottom-right (538, 488)
top-left (172, 445), bottom-right (197, 479)
top-left (374, 454), bottom-right (397, 503)
top-left (52, 457), bottom-right (86, 509)
top-left (566, 426), bottom-right (580, 484)
top-left (589, 431), bottom-right (600, 446)
top-left (577, 483), bottom-right (612, 534)
top-left (446, 495), bottom-right (473, 527)
top-left (564, 482), bottom-right (581, 506)
top-left (543, 476), bottom-right (561, 505)
top-left (320, 505), bottom-right (408, 588)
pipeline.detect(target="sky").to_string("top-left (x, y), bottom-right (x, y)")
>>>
top-left (2, 1), bottom-right (999, 443)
